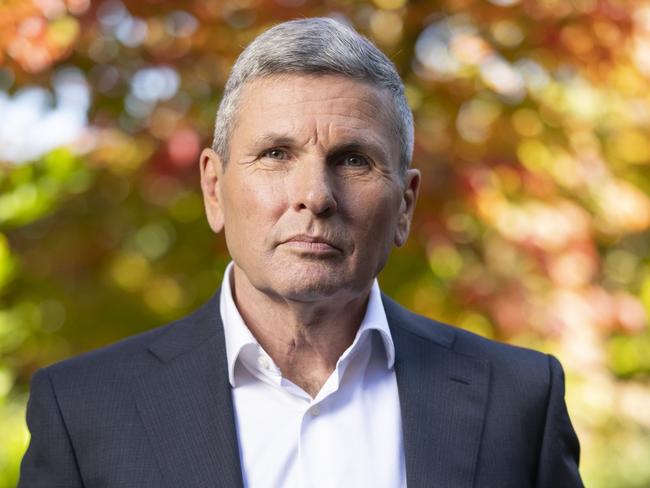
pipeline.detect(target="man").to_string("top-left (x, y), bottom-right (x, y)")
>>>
top-left (19, 17), bottom-right (583, 488)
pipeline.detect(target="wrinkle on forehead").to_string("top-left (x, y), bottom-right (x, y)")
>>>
top-left (234, 74), bottom-right (399, 164)
top-left (247, 97), bottom-right (383, 129)
top-left (246, 73), bottom-right (386, 106)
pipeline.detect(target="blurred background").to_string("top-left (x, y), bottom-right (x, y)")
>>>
top-left (1, 0), bottom-right (649, 486)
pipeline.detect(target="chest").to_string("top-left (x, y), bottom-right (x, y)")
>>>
top-left (231, 350), bottom-right (406, 488)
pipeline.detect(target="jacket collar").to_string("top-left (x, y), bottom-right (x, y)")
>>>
top-left (136, 290), bottom-right (489, 488)
top-left (383, 293), bottom-right (490, 488)
top-left (219, 262), bottom-right (396, 387)
top-left (136, 292), bottom-right (245, 488)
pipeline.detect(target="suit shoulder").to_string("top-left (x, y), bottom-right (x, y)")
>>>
top-left (384, 294), bottom-right (552, 375)
top-left (45, 293), bottom-right (220, 382)
top-left (47, 321), bottom-right (168, 375)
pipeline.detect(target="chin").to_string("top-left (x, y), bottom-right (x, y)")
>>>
top-left (280, 283), bottom-right (345, 303)
top-left (275, 275), bottom-right (345, 301)
top-left (270, 266), bottom-right (372, 303)
top-left (253, 260), bottom-right (333, 296)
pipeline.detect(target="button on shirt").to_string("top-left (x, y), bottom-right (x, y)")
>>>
top-left (220, 263), bottom-right (407, 488)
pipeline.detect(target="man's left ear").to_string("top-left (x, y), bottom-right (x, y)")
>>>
top-left (394, 168), bottom-right (420, 247)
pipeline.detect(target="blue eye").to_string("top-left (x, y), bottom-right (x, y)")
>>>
top-left (262, 148), bottom-right (288, 160)
top-left (342, 154), bottom-right (369, 167)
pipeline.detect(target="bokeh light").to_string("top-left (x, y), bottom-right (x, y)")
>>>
top-left (1, 1), bottom-right (649, 487)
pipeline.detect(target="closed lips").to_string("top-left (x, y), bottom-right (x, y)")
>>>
top-left (282, 235), bottom-right (341, 251)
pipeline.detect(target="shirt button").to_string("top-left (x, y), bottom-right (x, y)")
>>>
top-left (257, 355), bottom-right (271, 370)
top-left (309, 405), bottom-right (320, 416)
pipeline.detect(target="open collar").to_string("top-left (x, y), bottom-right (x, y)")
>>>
top-left (219, 262), bottom-right (396, 388)
top-left (136, 289), bottom-right (490, 488)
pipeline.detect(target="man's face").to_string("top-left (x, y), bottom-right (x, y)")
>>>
top-left (201, 74), bottom-right (419, 303)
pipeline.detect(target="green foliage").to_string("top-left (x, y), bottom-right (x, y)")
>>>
top-left (0, 397), bottom-right (28, 488)
top-left (0, 149), bottom-right (92, 228)
top-left (1, 0), bottom-right (649, 486)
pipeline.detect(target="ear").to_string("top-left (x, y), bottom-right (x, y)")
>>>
top-left (199, 148), bottom-right (225, 234)
top-left (394, 168), bottom-right (420, 247)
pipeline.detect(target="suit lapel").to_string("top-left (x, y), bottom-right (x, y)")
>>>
top-left (132, 290), bottom-right (490, 488)
top-left (134, 293), bottom-right (244, 488)
top-left (384, 295), bottom-right (490, 488)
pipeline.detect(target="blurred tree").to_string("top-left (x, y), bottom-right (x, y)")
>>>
top-left (1, 0), bottom-right (649, 486)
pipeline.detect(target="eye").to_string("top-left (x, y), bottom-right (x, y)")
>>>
top-left (341, 154), bottom-right (369, 167)
top-left (261, 148), bottom-right (289, 160)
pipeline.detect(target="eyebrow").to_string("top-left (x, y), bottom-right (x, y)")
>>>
top-left (250, 134), bottom-right (296, 149)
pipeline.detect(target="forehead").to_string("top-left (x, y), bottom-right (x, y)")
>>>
top-left (232, 74), bottom-right (398, 155)
top-left (240, 74), bottom-right (385, 116)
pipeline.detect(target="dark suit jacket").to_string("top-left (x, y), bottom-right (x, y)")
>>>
top-left (18, 292), bottom-right (583, 488)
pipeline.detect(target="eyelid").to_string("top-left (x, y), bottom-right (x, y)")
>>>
top-left (260, 147), bottom-right (290, 160)
top-left (337, 152), bottom-right (371, 166)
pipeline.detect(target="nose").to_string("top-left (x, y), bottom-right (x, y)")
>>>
top-left (290, 160), bottom-right (337, 216)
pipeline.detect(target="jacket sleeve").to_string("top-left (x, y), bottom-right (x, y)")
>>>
top-left (535, 355), bottom-right (584, 488)
top-left (18, 368), bottom-right (84, 488)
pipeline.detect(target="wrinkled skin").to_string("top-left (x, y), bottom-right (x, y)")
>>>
top-left (200, 74), bottom-right (420, 310)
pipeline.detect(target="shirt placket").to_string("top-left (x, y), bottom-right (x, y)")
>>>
top-left (297, 335), bottom-right (374, 488)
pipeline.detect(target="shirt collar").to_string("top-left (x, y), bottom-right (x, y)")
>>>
top-left (219, 262), bottom-right (396, 388)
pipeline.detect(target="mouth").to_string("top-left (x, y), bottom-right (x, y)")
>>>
top-left (280, 234), bottom-right (342, 253)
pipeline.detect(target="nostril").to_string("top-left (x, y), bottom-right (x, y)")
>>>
top-left (295, 189), bottom-right (337, 215)
top-left (290, 166), bottom-right (337, 215)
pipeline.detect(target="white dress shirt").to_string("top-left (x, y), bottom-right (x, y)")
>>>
top-left (219, 262), bottom-right (407, 488)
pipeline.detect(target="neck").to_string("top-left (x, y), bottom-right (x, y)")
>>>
top-left (231, 265), bottom-right (371, 397)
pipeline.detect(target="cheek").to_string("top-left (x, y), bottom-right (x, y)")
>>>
top-left (223, 174), bottom-right (287, 234)
top-left (345, 184), bottom-right (401, 240)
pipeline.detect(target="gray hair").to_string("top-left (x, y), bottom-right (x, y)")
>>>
top-left (211, 17), bottom-right (414, 174)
